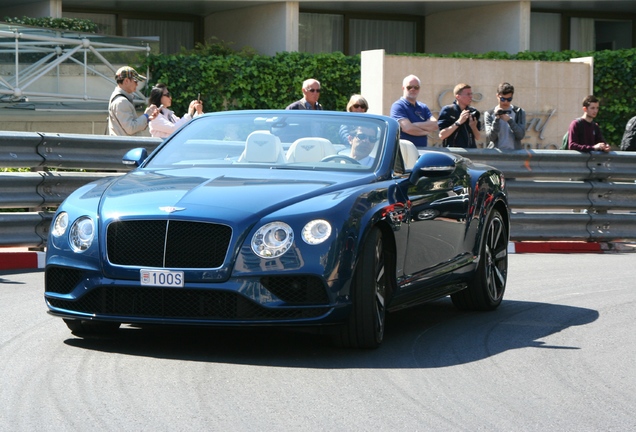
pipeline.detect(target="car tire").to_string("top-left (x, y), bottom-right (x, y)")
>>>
top-left (63, 319), bottom-right (121, 336)
top-left (451, 208), bottom-right (508, 311)
top-left (334, 227), bottom-right (387, 349)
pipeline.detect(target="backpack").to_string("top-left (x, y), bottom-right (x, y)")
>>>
top-left (619, 116), bottom-right (636, 151)
top-left (561, 118), bottom-right (582, 150)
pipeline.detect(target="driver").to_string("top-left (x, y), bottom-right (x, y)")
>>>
top-left (347, 126), bottom-right (377, 166)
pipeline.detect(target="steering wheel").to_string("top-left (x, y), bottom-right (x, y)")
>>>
top-left (320, 155), bottom-right (361, 165)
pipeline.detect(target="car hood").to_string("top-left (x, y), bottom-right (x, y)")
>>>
top-left (98, 167), bottom-right (363, 222)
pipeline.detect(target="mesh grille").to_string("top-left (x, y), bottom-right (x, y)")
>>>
top-left (47, 286), bottom-right (329, 321)
top-left (261, 276), bottom-right (329, 304)
top-left (45, 267), bottom-right (84, 294)
top-left (107, 220), bottom-right (232, 268)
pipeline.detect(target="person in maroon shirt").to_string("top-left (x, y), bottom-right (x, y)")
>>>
top-left (568, 95), bottom-right (611, 152)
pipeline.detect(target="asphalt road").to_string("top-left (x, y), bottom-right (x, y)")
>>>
top-left (1, 253), bottom-right (635, 432)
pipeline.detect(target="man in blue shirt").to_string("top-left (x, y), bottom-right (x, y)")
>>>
top-left (390, 75), bottom-right (438, 148)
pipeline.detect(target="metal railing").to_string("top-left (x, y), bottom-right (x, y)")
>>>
top-left (0, 23), bottom-right (154, 105)
top-left (1, 131), bottom-right (636, 248)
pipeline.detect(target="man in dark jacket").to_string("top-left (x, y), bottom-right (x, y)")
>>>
top-left (286, 78), bottom-right (323, 110)
top-left (437, 83), bottom-right (481, 148)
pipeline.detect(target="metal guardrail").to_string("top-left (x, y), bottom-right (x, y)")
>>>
top-left (1, 131), bottom-right (635, 248)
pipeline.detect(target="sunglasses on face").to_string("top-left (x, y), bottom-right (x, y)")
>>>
top-left (162, 91), bottom-right (171, 97)
top-left (406, 85), bottom-right (420, 91)
top-left (352, 104), bottom-right (367, 109)
top-left (499, 96), bottom-right (513, 102)
top-left (307, 88), bottom-right (321, 93)
top-left (354, 133), bottom-right (377, 142)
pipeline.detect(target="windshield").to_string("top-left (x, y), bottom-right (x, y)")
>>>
top-left (145, 111), bottom-right (388, 172)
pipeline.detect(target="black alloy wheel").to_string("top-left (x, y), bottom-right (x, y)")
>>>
top-left (451, 209), bottom-right (508, 310)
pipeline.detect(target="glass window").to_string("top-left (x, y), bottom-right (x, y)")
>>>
top-left (299, 13), bottom-right (344, 53)
top-left (570, 18), bottom-right (633, 51)
top-left (123, 19), bottom-right (194, 54)
top-left (349, 19), bottom-right (416, 55)
top-left (63, 12), bottom-right (117, 35)
top-left (595, 20), bottom-right (632, 50)
top-left (530, 12), bottom-right (561, 52)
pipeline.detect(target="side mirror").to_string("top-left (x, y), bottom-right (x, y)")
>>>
top-left (122, 148), bottom-right (148, 167)
top-left (409, 151), bottom-right (456, 184)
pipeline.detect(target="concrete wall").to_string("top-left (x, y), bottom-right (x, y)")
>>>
top-left (0, 110), bottom-right (108, 134)
top-left (204, 2), bottom-right (298, 56)
top-left (1, 0), bottom-right (61, 18)
top-left (426, 1), bottom-right (531, 54)
top-left (361, 49), bottom-right (593, 149)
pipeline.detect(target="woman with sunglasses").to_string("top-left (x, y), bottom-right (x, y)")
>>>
top-left (148, 83), bottom-right (203, 138)
top-left (346, 95), bottom-right (369, 113)
top-left (484, 82), bottom-right (526, 150)
top-left (339, 94), bottom-right (369, 143)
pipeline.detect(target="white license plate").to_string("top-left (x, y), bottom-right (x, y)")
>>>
top-left (140, 269), bottom-right (184, 287)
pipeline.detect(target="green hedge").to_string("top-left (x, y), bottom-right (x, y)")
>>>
top-left (144, 48), bottom-right (635, 148)
top-left (143, 51), bottom-right (361, 114)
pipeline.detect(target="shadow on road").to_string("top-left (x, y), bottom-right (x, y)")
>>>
top-left (63, 298), bottom-right (598, 369)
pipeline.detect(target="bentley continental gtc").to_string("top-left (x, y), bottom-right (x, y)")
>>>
top-left (45, 110), bottom-right (510, 348)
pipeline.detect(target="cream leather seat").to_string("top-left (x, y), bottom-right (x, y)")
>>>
top-left (286, 137), bottom-right (337, 163)
top-left (399, 139), bottom-right (420, 170)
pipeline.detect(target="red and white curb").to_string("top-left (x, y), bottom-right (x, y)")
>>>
top-left (0, 251), bottom-right (46, 270)
top-left (508, 241), bottom-right (604, 254)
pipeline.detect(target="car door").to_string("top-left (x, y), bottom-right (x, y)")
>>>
top-left (402, 157), bottom-right (471, 279)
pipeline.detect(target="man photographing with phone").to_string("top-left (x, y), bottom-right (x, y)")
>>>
top-left (484, 82), bottom-right (526, 150)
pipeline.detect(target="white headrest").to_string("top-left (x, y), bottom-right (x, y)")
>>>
top-left (240, 131), bottom-right (284, 163)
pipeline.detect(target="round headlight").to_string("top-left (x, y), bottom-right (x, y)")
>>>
top-left (251, 222), bottom-right (294, 258)
top-left (52, 212), bottom-right (69, 237)
top-left (69, 216), bottom-right (95, 252)
top-left (302, 219), bottom-right (332, 245)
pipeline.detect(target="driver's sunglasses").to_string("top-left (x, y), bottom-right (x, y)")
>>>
top-left (355, 133), bottom-right (377, 142)
top-left (499, 96), bottom-right (513, 102)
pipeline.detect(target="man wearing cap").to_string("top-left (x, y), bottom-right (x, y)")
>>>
top-left (108, 66), bottom-right (158, 136)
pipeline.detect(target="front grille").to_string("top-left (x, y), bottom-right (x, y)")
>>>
top-left (261, 276), bottom-right (329, 304)
top-left (107, 220), bottom-right (232, 268)
top-left (47, 286), bottom-right (329, 321)
top-left (46, 267), bottom-right (84, 294)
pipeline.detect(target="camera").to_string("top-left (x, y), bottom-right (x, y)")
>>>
top-left (496, 109), bottom-right (511, 116)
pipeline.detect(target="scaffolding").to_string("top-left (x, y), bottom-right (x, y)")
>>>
top-left (0, 23), bottom-right (156, 110)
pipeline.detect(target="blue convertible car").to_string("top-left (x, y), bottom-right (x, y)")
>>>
top-left (45, 110), bottom-right (509, 348)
